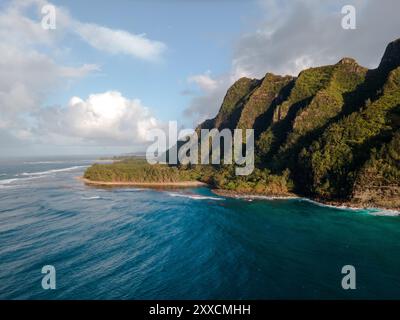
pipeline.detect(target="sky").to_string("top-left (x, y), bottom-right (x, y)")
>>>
top-left (0, 0), bottom-right (399, 157)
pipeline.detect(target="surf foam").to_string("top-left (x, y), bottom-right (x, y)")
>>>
top-left (167, 192), bottom-right (224, 201)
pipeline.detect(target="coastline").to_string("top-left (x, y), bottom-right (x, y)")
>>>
top-left (211, 189), bottom-right (299, 200)
top-left (79, 177), bottom-right (207, 187)
top-left (79, 177), bottom-right (399, 214)
top-left (211, 189), bottom-right (400, 214)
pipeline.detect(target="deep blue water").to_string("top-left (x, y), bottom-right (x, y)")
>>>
top-left (0, 157), bottom-right (400, 299)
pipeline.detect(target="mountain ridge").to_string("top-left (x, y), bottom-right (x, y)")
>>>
top-left (195, 38), bottom-right (400, 209)
top-left (84, 38), bottom-right (400, 210)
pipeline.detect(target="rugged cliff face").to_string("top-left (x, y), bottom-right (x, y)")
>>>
top-left (196, 38), bottom-right (400, 208)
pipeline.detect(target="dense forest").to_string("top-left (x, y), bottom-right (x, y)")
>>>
top-left (85, 38), bottom-right (400, 209)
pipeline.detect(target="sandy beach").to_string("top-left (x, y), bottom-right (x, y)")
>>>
top-left (79, 177), bottom-right (207, 187)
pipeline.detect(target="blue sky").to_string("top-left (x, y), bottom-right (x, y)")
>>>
top-left (45, 0), bottom-right (261, 123)
top-left (0, 0), bottom-right (399, 157)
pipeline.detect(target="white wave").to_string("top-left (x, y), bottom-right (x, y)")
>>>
top-left (24, 161), bottom-right (66, 164)
top-left (367, 209), bottom-right (400, 216)
top-left (23, 159), bottom-right (99, 164)
top-left (116, 188), bottom-right (146, 192)
top-left (81, 196), bottom-right (101, 200)
top-left (0, 173), bottom-right (6, 176)
top-left (167, 192), bottom-right (223, 201)
top-left (296, 198), bottom-right (400, 216)
top-left (0, 176), bottom-right (40, 185)
top-left (20, 165), bottom-right (88, 176)
top-left (221, 193), bottom-right (377, 212)
top-left (296, 198), bottom-right (369, 212)
top-left (0, 178), bottom-right (19, 185)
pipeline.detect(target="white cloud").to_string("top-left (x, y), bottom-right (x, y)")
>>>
top-left (59, 64), bottom-right (100, 78)
top-left (74, 23), bottom-right (166, 62)
top-left (0, 0), bottom-right (100, 144)
top-left (2, 0), bottom-right (167, 61)
top-left (183, 0), bottom-right (400, 124)
top-left (184, 72), bottom-right (232, 124)
top-left (232, 0), bottom-right (400, 78)
top-left (36, 91), bottom-right (161, 146)
top-left (0, 0), bottom-right (166, 152)
top-left (0, 0), bottom-right (55, 49)
top-left (0, 42), bottom-right (97, 134)
top-left (188, 72), bottom-right (219, 91)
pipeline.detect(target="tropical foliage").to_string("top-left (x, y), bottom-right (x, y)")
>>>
top-left (84, 39), bottom-right (400, 208)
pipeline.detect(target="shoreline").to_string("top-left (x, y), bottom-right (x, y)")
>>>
top-left (79, 177), bottom-right (399, 214)
top-left (211, 189), bottom-right (400, 214)
top-left (211, 189), bottom-right (299, 200)
top-left (79, 177), bottom-right (207, 188)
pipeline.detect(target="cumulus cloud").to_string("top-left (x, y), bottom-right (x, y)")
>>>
top-left (36, 91), bottom-right (161, 146)
top-left (0, 47), bottom-right (98, 131)
top-left (0, 0), bottom-right (166, 151)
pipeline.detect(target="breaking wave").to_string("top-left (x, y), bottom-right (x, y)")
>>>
top-left (167, 192), bottom-right (223, 201)
top-left (0, 176), bottom-right (40, 185)
top-left (81, 196), bottom-right (102, 200)
top-left (20, 166), bottom-right (88, 176)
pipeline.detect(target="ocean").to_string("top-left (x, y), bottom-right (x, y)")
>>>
top-left (0, 157), bottom-right (399, 299)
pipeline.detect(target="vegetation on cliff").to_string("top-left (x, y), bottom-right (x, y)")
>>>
top-left (84, 39), bottom-right (400, 209)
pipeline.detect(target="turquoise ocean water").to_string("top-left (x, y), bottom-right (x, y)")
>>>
top-left (0, 157), bottom-right (399, 299)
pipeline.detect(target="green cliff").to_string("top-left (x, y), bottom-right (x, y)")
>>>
top-left (85, 38), bottom-right (400, 209)
top-left (195, 38), bottom-right (400, 208)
